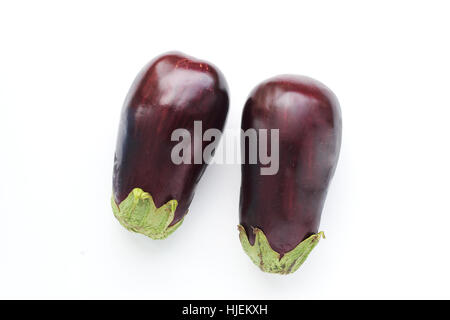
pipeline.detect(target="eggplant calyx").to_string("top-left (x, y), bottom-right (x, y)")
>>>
top-left (238, 225), bottom-right (325, 275)
top-left (111, 188), bottom-right (185, 239)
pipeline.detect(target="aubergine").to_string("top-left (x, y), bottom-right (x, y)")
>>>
top-left (239, 75), bottom-right (341, 274)
top-left (112, 52), bottom-right (229, 239)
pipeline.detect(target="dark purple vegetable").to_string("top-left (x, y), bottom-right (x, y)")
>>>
top-left (239, 75), bottom-right (341, 274)
top-left (112, 52), bottom-right (229, 239)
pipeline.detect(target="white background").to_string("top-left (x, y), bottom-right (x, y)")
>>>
top-left (1, 0), bottom-right (450, 299)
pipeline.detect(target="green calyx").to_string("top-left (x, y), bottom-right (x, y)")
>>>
top-left (111, 188), bottom-right (185, 239)
top-left (238, 225), bottom-right (325, 275)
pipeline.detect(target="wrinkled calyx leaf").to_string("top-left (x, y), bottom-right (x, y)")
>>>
top-left (111, 188), bottom-right (185, 239)
top-left (238, 225), bottom-right (325, 274)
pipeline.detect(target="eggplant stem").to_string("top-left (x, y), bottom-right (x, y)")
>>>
top-left (111, 188), bottom-right (185, 239)
top-left (238, 225), bottom-right (325, 275)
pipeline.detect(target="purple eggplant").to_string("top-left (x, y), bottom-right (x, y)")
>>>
top-left (239, 75), bottom-right (341, 274)
top-left (112, 52), bottom-right (229, 239)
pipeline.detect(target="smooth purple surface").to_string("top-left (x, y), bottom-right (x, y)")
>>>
top-left (240, 75), bottom-right (341, 254)
top-left (113, 52), bottom-right (229, 224)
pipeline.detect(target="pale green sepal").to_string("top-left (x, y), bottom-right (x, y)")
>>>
top-left (111, 188), bottom-right (185, 239)
top-left (238, 225), bottom-right (325, 275)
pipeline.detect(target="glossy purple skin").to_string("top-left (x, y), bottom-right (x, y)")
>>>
top-left (113, 52), bottom-right (229, 224)
top-left (240, 75), bottom-right (341, 254)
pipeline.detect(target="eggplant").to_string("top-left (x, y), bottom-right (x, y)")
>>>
top-left (239, 75), bottom-right (341, 274)
top-left (112, 52), bottom-right (229, 239)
